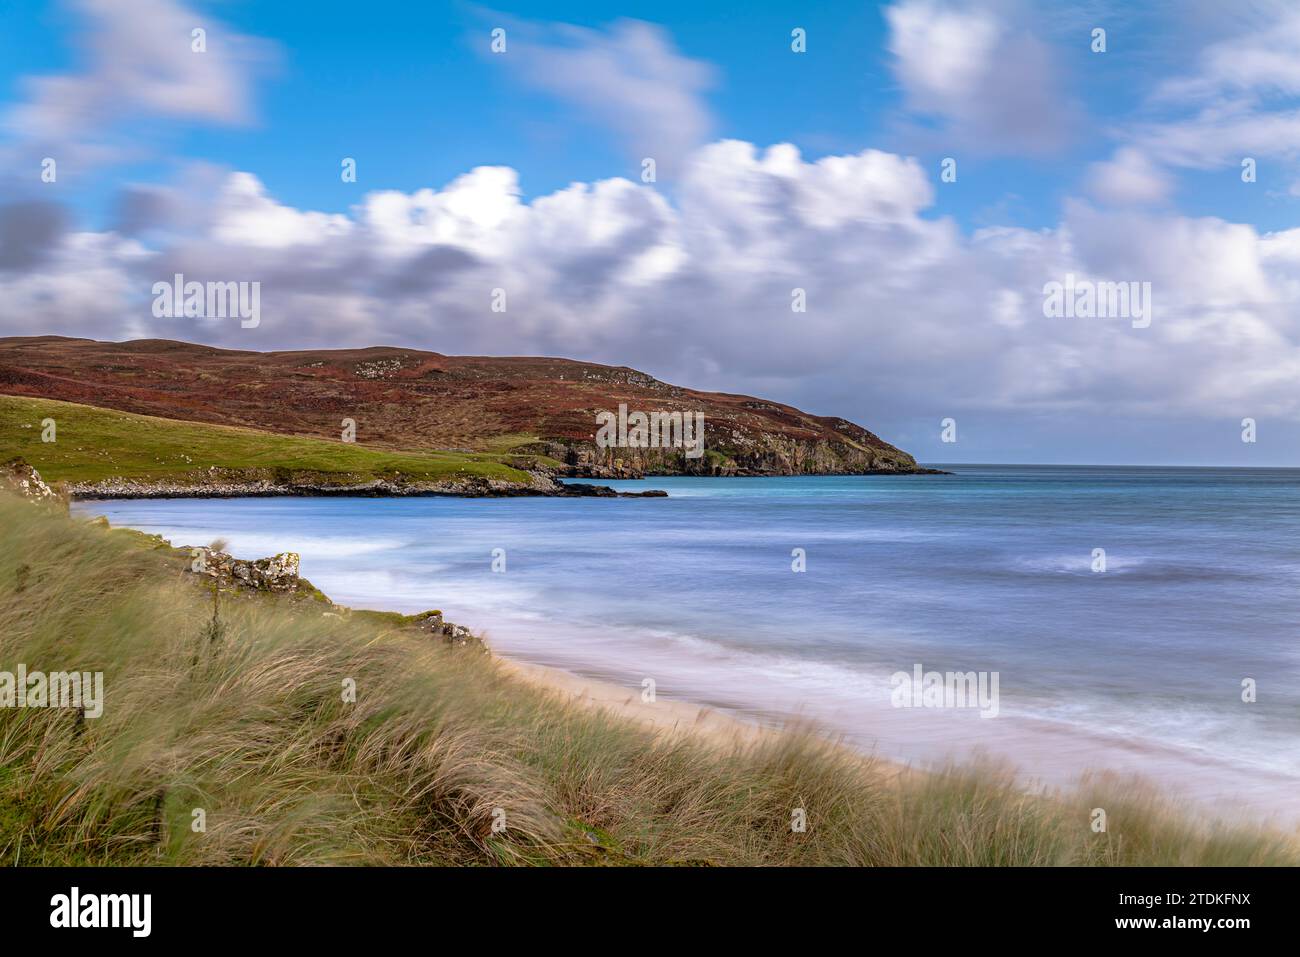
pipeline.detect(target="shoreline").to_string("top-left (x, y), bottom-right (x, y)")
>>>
top-left (485, 640), bottom-right (1300, 829)
top-left (62, 485), bottom-right (1300, 830)
top-left (61, 470), bottom-right (945, 501)
top-left (15, 488), bottom-right (1299, 867)
top-left (494, 654), bottom-right (918, 795)
top-left (60, 476), bottom-right (673, 501)
top-left (496, 656), bottom-right (777, 751)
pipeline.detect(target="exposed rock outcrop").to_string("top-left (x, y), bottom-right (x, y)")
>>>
top-left (409, 610), bottom-right (484, 649)
top-left (175, 541), bottom-right (486, 648)
top-left (190, 546), bottom-right (302, 593)
top-left (529, 430), bottom-right (942, 479)
top-left (1, 457), bottom-right (66, 506)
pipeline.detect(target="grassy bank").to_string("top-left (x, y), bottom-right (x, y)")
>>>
top-left (0, 395), bottom-right (532, 487)
top-left (0, 494), bottom-right (1294, 866)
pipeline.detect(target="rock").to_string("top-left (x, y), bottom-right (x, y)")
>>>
top-left (543, 423), bottom-right (935, 478)
top-left (190, 547), bottom-right (302, 593)
top-left (1, 457), bottom-right (64, 505)
top-left (445, 624), bottom-right (478, 647)
top-left (412, 610), bottom-right (444, 631)
top-left (552, 480), bottom-right (668, 499)
top-left (410, 609), bottom-right (483, 649)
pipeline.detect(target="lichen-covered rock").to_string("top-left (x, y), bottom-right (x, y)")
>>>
top-left (190, 547), bottom-right (302, 592)
top-left (412, 610), bottom-right (445, 631)
top-left (1, 457), bottom-right (63, 505)
top-left (444, 623), bottom-right (478, 648)
top-left (411, 609), bottom-right (484, 649)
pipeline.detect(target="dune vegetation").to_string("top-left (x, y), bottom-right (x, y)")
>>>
top-left (0, 493), bottom-right (1294, 866)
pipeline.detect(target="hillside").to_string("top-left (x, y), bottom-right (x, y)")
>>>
top-left (0, 336), bottom-right (925, 478)
top-left (0, 395), bottom-right (545, 496)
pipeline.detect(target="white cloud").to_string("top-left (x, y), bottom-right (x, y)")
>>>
top-left (887, 1), bottom-right (1000, 103)
top-left (1085, 148), bottom-right (1173, 206)
top-left (489, 16), bottom-right (714, 175)
top-left (1154, 6), bottom-right (1300, 103)
top-left (361, 167), bottom-right (527, 256)
top-left (5, 4), bottom-right (1300, 461)
top-left (3, 0), bottom-right (268, 171)
top-left (212, 173), bottom-right (353, 248)
top-left (1119, 7), bottom-right (1300, 173)
top-left (5, 140), bottom-right (1300, 431)
top-left (884, 0), bottom-right (1073, 155)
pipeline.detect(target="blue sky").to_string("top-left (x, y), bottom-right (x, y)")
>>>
top-left (5, 0), bottom-right (1293, 232)
top-left (1, 0), bottom-right (1299, 465)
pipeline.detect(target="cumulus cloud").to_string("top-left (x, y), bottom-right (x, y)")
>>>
top-left (4, 3), bottom-right (1300, 461)
top-left (884, 0), bottom-right (1074, 155)
top-left (486, 15), bottom-right (714, 175)
top-left (4, 140), bottom-right (1300, 436)
top-left (1085, 148), bottom-right (1173, 206)
top-left (210, 173), bottom-right (352, 247)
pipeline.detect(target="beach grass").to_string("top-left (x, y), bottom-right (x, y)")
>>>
top-left (0, 493), bottom-right (1294, 866)
top-left (0, 394), bottom-right (532, 486)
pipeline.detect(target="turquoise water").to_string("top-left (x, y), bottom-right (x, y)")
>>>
top-left (77, 465), bottom-right (1300, 819)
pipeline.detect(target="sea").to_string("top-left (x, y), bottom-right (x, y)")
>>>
top-left (75, 465), bottom-right (1300, 822)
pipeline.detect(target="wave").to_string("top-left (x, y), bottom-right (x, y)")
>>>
top-left (1014, 553), bottom-right (1150, 574)
top-left (1008, 553), bottom-right (1249, 582)
top-left (215, 532), bottom-right (410, 560)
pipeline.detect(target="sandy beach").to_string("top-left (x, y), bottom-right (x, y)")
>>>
top-left (497, 655), bottom-right (776, 751)
top-left (494, 649), bottom-right (1300, 830)
top-left (496, 654), bottom-right (923, 798)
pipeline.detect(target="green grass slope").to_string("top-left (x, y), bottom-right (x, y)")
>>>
top-left (0, 494), bottom-right (1294, 866)
top-left (0, 394), bottom-right (531, 486)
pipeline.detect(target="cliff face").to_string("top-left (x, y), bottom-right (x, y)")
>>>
top-left (0, 336), bottom-right (928, 477)
top-left (526, 423), bottom-right (918, 478)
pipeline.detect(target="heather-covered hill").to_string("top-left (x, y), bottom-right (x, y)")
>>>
top-left (0, 336), bottom-right (925, 476)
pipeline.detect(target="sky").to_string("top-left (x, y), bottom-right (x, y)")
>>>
top-left (1, 0), bottom-right (1298, 465)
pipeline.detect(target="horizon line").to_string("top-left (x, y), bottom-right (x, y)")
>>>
top-left (921, 462), bottom-right (1300, 471)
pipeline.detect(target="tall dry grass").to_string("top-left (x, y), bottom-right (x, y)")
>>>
top-left (0, 494), bottom-right (1294, 866)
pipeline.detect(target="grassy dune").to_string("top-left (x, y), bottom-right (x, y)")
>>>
top-left (0, 394), bottom-right (532, 486)
top-left (0, 494), bottom-right (1294, 866)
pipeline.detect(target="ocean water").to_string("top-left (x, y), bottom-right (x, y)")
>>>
top-left (76, 466), bottom-right (1300, 821)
